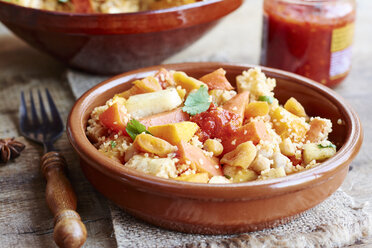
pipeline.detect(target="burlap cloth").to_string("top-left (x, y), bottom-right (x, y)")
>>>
top-left (67, 70), bottom-right (371, 248)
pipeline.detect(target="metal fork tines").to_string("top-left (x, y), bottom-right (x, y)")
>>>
top-left (19, 89), bottom-right (87, 247)
top-left (20, 89), bottom-right (64, 152)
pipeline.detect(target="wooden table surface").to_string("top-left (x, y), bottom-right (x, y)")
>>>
top-left (0, 0), bottom-right (371, 247)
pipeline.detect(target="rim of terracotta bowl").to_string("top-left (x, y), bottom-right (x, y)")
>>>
top-left (67, 62), bottom-right (363, 200)
top-left (0, 0), bottom-right (242, 34)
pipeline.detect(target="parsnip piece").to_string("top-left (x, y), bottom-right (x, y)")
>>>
top-left (176, 173), bottom-right (209, 183)
top-left (223, 165), bottom-right (258, 183)
top-left (125, 88), bottom-right (182, 119)
top-left (303, 143), bottom-right (336, 164)
top-left (221, 141), bottom-right (257, 169)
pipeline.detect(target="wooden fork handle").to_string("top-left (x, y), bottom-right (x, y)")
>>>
top-left (41, 152), bottom-right (87, 248)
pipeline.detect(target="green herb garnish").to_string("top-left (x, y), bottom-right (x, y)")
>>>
top-left (258, 95), bottom-right (274, 104)
top-left (58, 0), bottom-right (69, 3)
top-left (182, 85), bottom-right (211, 116)
top-left (317, 143), bottom-right (336, 149)
top-left (110, 141), bottom-right (117, 148)
top-left (126, 119), bottom-right (151, 141)
top-left (224, 175), bottom-right (231, 179)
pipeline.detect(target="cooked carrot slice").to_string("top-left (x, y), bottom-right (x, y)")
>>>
top-left (177, 141), bottom-right (223, 177)
top-left (222, 91), bottom-right (250, 126)
top-left (139, 108), bottom-right (190, 128)
top-left (99, 103), bottom-right (129, 132)
top-left (222, 121), bottom-right (271, 154)
top-left (306, 118), bottom-right (330, 143)
top-left (199, 68), bottom-right (234, 90)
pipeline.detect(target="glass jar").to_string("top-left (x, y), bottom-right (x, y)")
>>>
top-left (260, 0), bottom-right (356, 87)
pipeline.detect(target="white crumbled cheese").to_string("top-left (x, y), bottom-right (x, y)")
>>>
top-left (231, 139), bottom-right (237, 145)
top-left (125, 155), bottom-right (177, 179)
top-left (208, 176), bottom-right (231, 184)
top-left (232, 106), bottom-right (238, 111)
top-left (337, 119), bottom-right (343, 125)
top-left (236, 67), bottom-right (276, 100)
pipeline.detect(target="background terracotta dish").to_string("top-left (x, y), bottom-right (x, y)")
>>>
top-left (0, 0), bottom-right (242, 75)
top-left (67, 62), bottom-right (363, 234)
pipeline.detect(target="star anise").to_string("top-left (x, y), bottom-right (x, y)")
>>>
top-left (0, 138), bottom-right (25, 164)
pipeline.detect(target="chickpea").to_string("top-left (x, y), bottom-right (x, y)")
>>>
top-left (250, 155), bottom-right (271, 173)
top-left (203, 139), bottom-right (223, 156)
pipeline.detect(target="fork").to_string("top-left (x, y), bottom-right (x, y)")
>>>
top-left (20, 89), bottom-right (87, 248)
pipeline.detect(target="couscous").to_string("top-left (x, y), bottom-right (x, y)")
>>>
top-left (86, 67), bottom-right (337, 184)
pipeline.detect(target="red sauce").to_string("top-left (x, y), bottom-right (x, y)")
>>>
top-left (191, 103), bottom-right (240, 142)
top-left (261, 0), bottom-right (355, 87)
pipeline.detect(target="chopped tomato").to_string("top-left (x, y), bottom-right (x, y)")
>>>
top-left (191, 103), bottom-right (240, 142)
top-left (99, 103), bottom-right (129, 133)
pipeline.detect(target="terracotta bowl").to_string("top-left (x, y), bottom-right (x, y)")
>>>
top-left (67, 62), bottom-right (363, 234)
top-left (0, 0), bottom-right (242, 74)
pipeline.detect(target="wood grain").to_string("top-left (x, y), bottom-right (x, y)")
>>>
top-left (0, 35), bottom-right (116, 247)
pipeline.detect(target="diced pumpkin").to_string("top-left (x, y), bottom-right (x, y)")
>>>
top-left (223, 165), bottom-right (258, 183)
top-left (99, 102), bottom-right (129, 132)
top-left (270, 107), bottom-right (309, 143)
top-left (177, 141), bottom-right (223, 176)
top-left (303, 143), bottom-right (336, 164)
top-left (222, 91), bottom-right (250, 126)
top-left (199, 68), bottom-right (234, 90)
top-left (133, 133), bottom-right (177, 157)
top-left (173, 71), bottom-right (207, 93)
top-left (139, 108), bottom-right (190, 128)
top-left (220, 141), bottom-right (257, 169)
top-left (284, 97), bottom-right (307, 118)
top-left (175, 173), bottom-right (210, 183)
top-left (125, 88), bottom-right (182, 119)
top-left (306, 118), bottom-right (332, 143)
top-left (222, 121), bottom-right (271, 154)
top-left (116, 85), bottom-right (144, 99)
top-left (148, 121), bottom-right (199, 145)
top-left (245, 101), bottom-right (269, 119)
top-left (133, 76), bottom-right (162, 93)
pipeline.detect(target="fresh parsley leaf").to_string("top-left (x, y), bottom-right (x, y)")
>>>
top-left (317, 143), bottom-right (336, 149)
top-left (182, 85), bottom-right (211, 116)
top-left (258, 95), bottom-right (274, 104)
top-left (224, 175), bottom-right (231, 180)
top-left (110, 141), bottom-right (117, 148)
top-left (126, 119), bottom-right (151, 141)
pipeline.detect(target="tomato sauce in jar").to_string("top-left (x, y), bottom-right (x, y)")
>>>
top-left (260, 0), bottom-right (356, 87)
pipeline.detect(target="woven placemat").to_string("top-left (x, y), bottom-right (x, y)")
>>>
top-left (110, 190), bottom-right (371, 248)
top-left (66, 69), bottom-right (371, 248)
